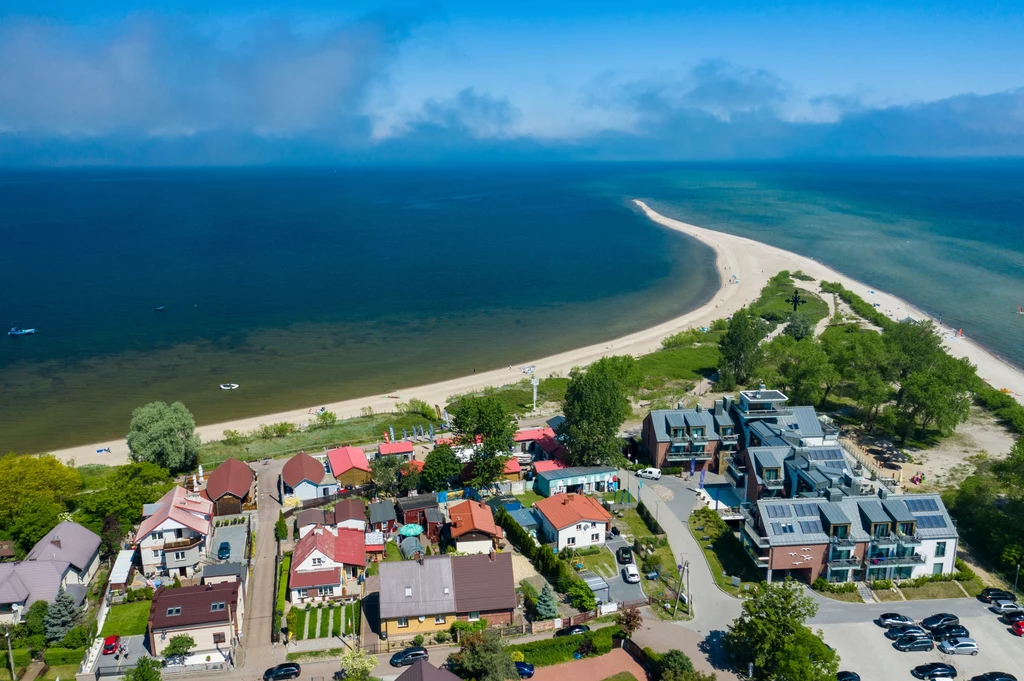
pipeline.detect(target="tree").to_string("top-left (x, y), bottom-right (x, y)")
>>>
top-left (892, 354), bottom-right (976, 440)
top-left (558, 365), bottom-right (630, 466)
top-left (315, 410), bottom-right (338, 429)
top-left (76, 463), bottom-right (174, 536)
top-left (44, 586), bottom-right (79, 645)
top-left (615, 606), bottom-right (643, 638)
top-left (123, 656), bottom-right (162, 681)
top-left (663, 671), bottom-right (717, 681)
top-left (659, 649), bottom-right (694, 676)
top-left (457, 629), bottom-right (518, 681)
top-left (102, 514), bottom-right (124, 556)
top-left (724, 579), bottom-right (836, 681)
top-left (338, 647), bottom-right (376, 681)
top-left (450, 396), bottom-right (517, 489)
top-left (588, 355), bottom-right (643, 395)
top-left (10, 498), bottom-right (64, 552)
top-left (398, 462), bottom-right (421, 494)
top-left (821, 326), bottom-right (890, 421)
top-left (420, 445), bottom-right (462, 492)
top-left (0, 454), bottom-right (81, 528)
top-left (533, 584), bottom-right (559, 620)
top-left (885, 320), bottom-right (945, 398)
top-left (371, 455), bottom-right (402, 497)
top-left (26, 600), bottom-right (48, 637)
top-left (718, 309), bottom-right (767, 387)
top-left (126, 401), bottom-right (201, 473)
top-left (759, 337), bottom-right (837, 407)
top-left (163, 634), bottom-right (196, 659)
top-left (784, 313), bottom-right (813, 341)
top-left (275, 511), bottom-right (288, 541)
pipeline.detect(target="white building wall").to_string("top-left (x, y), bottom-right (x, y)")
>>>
top-left (152, 623), bottom-right (234, 656)
top-left (292, 480), bottom-right (341, 502)
top-left (456, 539), bottom-right (493, 555)
top-left (913, 537), bottom-right (958, 578)
top-left (552, 522), bottom-right (607, 551)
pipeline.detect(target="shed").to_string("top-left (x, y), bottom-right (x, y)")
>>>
top-left (108, 549), bottom-right (137, 595)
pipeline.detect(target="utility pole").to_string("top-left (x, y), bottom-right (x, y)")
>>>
top-left (673, 559), bottom-right (689, 617)
top-left (1015, 564), bottom-right (1020, 596)
top-left (4, 622), bottom-right (16, 681)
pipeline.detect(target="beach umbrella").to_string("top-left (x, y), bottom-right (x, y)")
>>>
top-left (398, 524), bottom-right (423, 537)
top-left (389, 425), bottom-right (396, 441)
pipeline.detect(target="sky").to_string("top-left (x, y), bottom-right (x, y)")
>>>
top-left (1, 0), bottom-right (1023, 164)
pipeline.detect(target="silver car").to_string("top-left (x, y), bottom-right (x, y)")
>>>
top-left (938, 636), bottom-right (979, 656)
top-left (991, 600), bottom-right (1024, 615)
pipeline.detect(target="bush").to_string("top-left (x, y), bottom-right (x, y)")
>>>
top-left (435, 631), bottom-right (449, 644)
top-left (61, 625), bottom-right (91, 649)
top-left (954, 558), bottom-right (977, 581)
top-left (636, 502), bottom-right (664, 535)
top-left (811, 578), bottom-right (858, 594)
top-left (872, 579), bottom-right (894, 591)
top-left (508, 626), bottom-right (619, 667)
top-left (0, 649), bottom-right (31, 670)
top-left (44, 648), bottom-right (86, 665)
top-left (519, 580), bottom-right (539, 615)
top-left (451, 619), bottom-right (488, 637)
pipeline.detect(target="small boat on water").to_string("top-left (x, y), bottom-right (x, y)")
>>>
top-left (8, 327), bottom-right (35, 336)
top-left (155, 306), bottom-right (166, 311)
top-left (220, 383), bottom-right (240, 390)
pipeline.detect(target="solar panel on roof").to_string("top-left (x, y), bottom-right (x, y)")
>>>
top-left (794, 503), bottom-right (818, 517)
top-left (771, 522), bottom-right (795, 534)
top-left (916, 514), bottom-right (947, 529)
top-left (906, 498), bottom-right (940, 513)
top-left (766, 505), bottom-right (792, 519)
top-left (808, 448), bottom-right (844, 461)
top-left (799, 519), bottom-right (823, 534)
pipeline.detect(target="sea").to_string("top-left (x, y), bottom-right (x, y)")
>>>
top-left (2, 161), bottom-right (1023, 453)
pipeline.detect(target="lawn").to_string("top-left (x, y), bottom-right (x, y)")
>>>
top-left (308, 608), bottom-right (320, 638)
top-left (957, 578), bottom-right (986, 598)
top-left (446, 377), bottom-right (569, 415)
top-left (515, 490), bottom-right (544, 508)
top-left (40, 664), bottom-right (81, 680)
top-left (899, 581), bottom-right (967, 600)
top-left (815, 590), bottom-right (863, 603)
top-left (101, 600), bottom-right (152, 637)
top-left (619, 509), bottom-right (652, 540)
top-left (581, 548), bottom-right (617, 578)
top-left (687, 515), bottom-right (760, 597)
top-left (636, 344), bottom-right (720, 390)
top-left (874, 589), bottom-right (904, 602)
top-left (385, 542), bottom-right (403, 562)
top-left (343, 601), bottom-right (361, 635)
top-left (750, 271), bottom-right (830, 325)
top-left (294, 608), bottom-right (307, 640)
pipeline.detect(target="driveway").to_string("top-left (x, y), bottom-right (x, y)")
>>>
top-left (211, 523), bottom-right (249, 563)
top-left (604, 536), bottom-right (646, 604)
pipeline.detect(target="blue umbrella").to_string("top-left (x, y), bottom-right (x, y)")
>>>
top-left (389, 425), bottom-right (395, 441)
top-left (398, 524), bottom-right (423, 537)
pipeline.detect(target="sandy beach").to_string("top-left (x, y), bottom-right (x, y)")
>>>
top-left (51, 200), bottom-right (1024, 467)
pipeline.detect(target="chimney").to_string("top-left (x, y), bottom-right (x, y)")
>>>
top-left (695, 404), bottom-right (702, 413)
top-left (677, 401), bottom-right (685, 410)
top-left (878, 487), bottom-right (889, 500)
top-left (51, 536), bottom-right (61, 549)
top-left (488, 549), bottom-right (496, 562)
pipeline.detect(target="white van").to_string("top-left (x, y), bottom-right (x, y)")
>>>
top-left (636, 467), bottom-right (662, 480)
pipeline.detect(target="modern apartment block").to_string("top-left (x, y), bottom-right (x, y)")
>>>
top-left (641, 397), bottom-right (739, 471)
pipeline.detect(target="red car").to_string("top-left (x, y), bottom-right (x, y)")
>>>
top-left (102, 635), bottom-right (120, 655)
top-left (1012, 621), bottom-right (1024, 637)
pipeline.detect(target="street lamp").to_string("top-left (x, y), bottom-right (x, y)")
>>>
top-left (4, 605), bottom-right (20, 681)
top-left (1015, 564), bottom-right (1020, 596)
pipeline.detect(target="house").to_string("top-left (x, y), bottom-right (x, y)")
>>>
top-left (326, 446), bottom-right (372, 487)
top-left (508, 508), bottom-right (540, 541)
top-left (445, 501), bottom-right (502, 555)
top-left (108, 549), bottom-right (137, 598)
top-left (513, 428), bottom-right (557, 462)
top-left (395, 660), bottom-right (462, 681)
top-left (26, 521), bottom-right (101, 590)
top-left (531, 460), bottom-right (566, 477)
top-left (148, 581), bottom-right (242, 660)
top-left (459, 458), bottom-right (521, 484)
top-left (202, 563), bottom-right (246, 586)
top-left (534, 466), bottom-right (617, 497)
top-left (295, 500), bottom-right (367, 538)
top-left (378, 552), bottom-right (516, 639)
top-left (395, 494), bottom-right (440, 526)
top-left (740, 489), bottom-right (959, 584)
top-left (282, 452), bottom-right (340, 502)
top-left (289, 526), bottom-right (366, 603)
top-left (365, 531), bottom-right (386, 559)
top-left (138, 487), bottom-right (213, 578)
top-left (0, 542), bottom-right (14, 562)
top-left (0, 562), bottom-right (68, 624)
top-left (533, 493), bottom-right (613, 550)
top-left (204, 458), bottom-right (256, 516)
top-left (378, 441), bottom-right (415, 461)
top-left (369, 501), bottom-right (398, 535)
top-left (535, 434), bottom-right (567, 461)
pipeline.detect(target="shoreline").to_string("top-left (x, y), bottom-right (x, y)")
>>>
top-left (50, 200), bottom-right (1024, 467)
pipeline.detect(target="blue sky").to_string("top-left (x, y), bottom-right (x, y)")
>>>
top-left (1, 0), bottom-right (1023, 163)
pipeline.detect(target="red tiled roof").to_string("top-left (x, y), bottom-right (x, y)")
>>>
top-left (504, 459), bottom-right (521, 474)
top-left (433, 437), bottom-right (453, 446)
top-left (379, 441), bottom-right (414, 456)
top-left (514, 427), bottom-right (555, 443)
top-left (533, 493), bottom-right (612, 531)
top-left (292, 527), bottom-right (367, 569)
top-left (448, 500), bottom-right (500, 539)
top-left (536, 436), bottom-right (566, 457)
top-left (327, 446), bottom-right (370, 476)
top-left (282, 452), bottom-right (326, 488)
top-left (138, 487), bottom-right (212, 538)
top-left (532, 460), bottom-right (567, 474)
top-left (289, 568), bottom-right (341, 589)
top-left (205, 458), bottom-right (254, 501)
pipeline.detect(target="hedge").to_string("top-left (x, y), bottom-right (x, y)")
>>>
top-left (636, 502), bottom-right (664, 535)
top-left (44, 648), bottom-right (87, 665)
top-left (508, 626), bottom-right (619, 666)
top-left (0, 649), bottom-right (31, 670)
top-left (519, 580), bottom-right (539, 616)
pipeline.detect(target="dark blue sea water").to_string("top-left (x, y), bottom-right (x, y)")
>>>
top-left (2, 161), bottom-right (1023, 453)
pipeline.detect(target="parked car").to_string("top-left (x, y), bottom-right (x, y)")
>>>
top-left (979, 588), bottom-right (1016, 603)
top-left (616, 546), bottom-right (633, 565)
top-left (895, 636), bottom-right (935, 652)
top-left (1001, 611), bottom-right (1024, 625)
top-left (623, 564), bottom-right (641, 584)
top-left (938, 637), bottom-right (979, 656)
top-left (887, 624), bottom-right (929, 640)
top-left (555, 624), bottom-right (590, 637)
top-left (217, 541), bottom-right (232, 560)
top-left (390, 647), bottom-right (428, 667)
top-left (515, 662), bottom-right (535, 679)
top-left (969, 674), bottom-right (1017, 681)
top-left (1012, 621), bottom-right (1024, 636)
top-left (102, 636), bottom-right (120, 655)
top-left (991, 600), bottom-right (1023, 615)
top-left (932, 624), bottom-right (970, 641)
top-left (877, 612), bottom-right (914, 628)
top-left (837, 672), bottom-right (861, 681)
top-left (912, 662), bottom-right (958, 679)
top-left (922, 613), bottom-right (960, 630)
top-left (264, 663), bottom-right (302, 680)
top-left (636, 468), bottom-right (662, 480)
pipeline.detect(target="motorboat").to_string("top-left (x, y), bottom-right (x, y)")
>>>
top-left (220, 383), bottom-right (239, 390)
top-left (8, 327), bottom-right (35, 336)
top-left (155, 306), bottom-right (166, 311)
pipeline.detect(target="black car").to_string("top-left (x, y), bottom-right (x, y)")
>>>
top-left (390, 646), bottom-right (429, 667)
top-left (1002, 611), bottom-right (1024, 625)
top-left (979, 588), bottom-right (1016, 603)
top-left (217, 541), bottom-right (232, 560)
top-left (922, 613), bottom-right (960, 630)
top-left (516, 662), bottom-right (535, 679)
top-left (616, 546), bottom-right (633, 565)
top-left (886, 624), bottom-right (928, 640)
top-left (264, 663), bottom-right (302, 680)
top-left (913, 663), bottom-right (958, 679)
top-left (969, 674), bottom-right (1017, 681)
top-left (554, 624), bottom-right (590, 637)
top-left (877, 612), bottom-right (913, 628)
top-left (837, 673), bottom-right (861, 681)
top-left (932, 624), bottom-right (970, 641)
top-left (895, 636), bottom-right (935, 652)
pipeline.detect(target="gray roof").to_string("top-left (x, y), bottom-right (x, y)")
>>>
top-left (858, 500), bottom-right (890, 526)
top-left (0, 560), bottom-right (68, 608)
top-left (379, 555), bottom-right (456, 619)
top-left (509, 508), bottom-right (538, 529)
top-left (109, 549), bottom-right (136, 585)
top-left (788, 407), bottom-right (825, 439)
top-left (400, 536), bottom-right (425, 560)
top-left (748, 421), bottom-right (789, 447)
top-left (882, 498), bottom-right (916, 523)
top-left (369, 501), bottom-right (397, 525)
top-left (202, 563), bottom-right (245, 579)
top-left (26, 522), bottom-right (101, 573)
top-left (648, 409), bottom-right (719, 443)
top-left (665, 412), bottom-right (685, 429)
top-left (536, 465), bottom-right (616, 482)
top-left (750, 447), bottom-right (786, 471)
top-left (742, 388), bottom-right (788, 401)
top-left (819, 502), bottom-right (851, 527)
top-left (424, 508), bottom-right (445, 524)
top-left (396, 660), bottom-right (462, 681)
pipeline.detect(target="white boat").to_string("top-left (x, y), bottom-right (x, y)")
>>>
top-left (219, 383), bottom-right (239, 390)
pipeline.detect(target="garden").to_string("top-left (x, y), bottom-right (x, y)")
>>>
top-left (100, 600), bottom-right (153, 637)
top-left (289, 602), bottom-right (361, 641)
top-left (687, 507), bottom-right (760, 597)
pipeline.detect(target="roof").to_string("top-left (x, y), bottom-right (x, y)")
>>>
top-left (282, 452), bottom-right (328, 488)
top-left (149, 581), bottom-right (239, 631)
top-left (748, 421), bottom-right (789, 447)
top-left (406, 459), bottom-right (425, 472)
top-left (882, 498), bottom-right (917, 524)
top-left (0, 561), bottom-right (67, 608)
top-left (451, 552), bottom-right (515, 613)
top-left (504, 459), bottom-right (521, 474)
top-left (379, 555), bottom-right (456, 619)
top-left (750, 447), bottom-right (785, 471)
top-left (788, 407), bottom-right (825, 439)
top-left (109, 550), bottom-right (136, 585)
top-left (138, 487), bottom-right (212, 538)
top-left (424, 508), bottom-right (445, 524)
top-left (532, 460), bottom-right (567, 474)
top-left (449, 501), bottom-right (499, 539)
top-left (365, 531), bottom-right (385, 550)
top-left (858, 500), bottom-right (890, 526)
top-left (400, 536), bottom-right (425, 559)
top-left (535, 436), bottom-right (566, 457)
top-left (396, 660), bottom-right (462, 681)
top-left (536, 465), bottom-right (616, 482)
top-left (741, 388), bottom-right (788, 401)
top-left (647, 408), bottom-right (718, 443)
top-left (379, 441), bottom-right (415, 456)
top-left (533, 493), bottom-right (612, 530)
top-left (369, 501), bottom-right (397, 525)
top-left (292, 527), bottom-right (367, 568)
top-left (290, 568), bottom-right (341, 589)
top-left (327, 446), bottom-right (371, 477)
top-left (515, 427), bottom-right (555, 443)
top-left (202, 563), bottom-right (245, 580)
top-left (296, 508), bottom-right (332, 528)
top-left (819, 502), bottom-right (851, 527)
top-left (396, 494), bottom-right (439, 512)
top-left (334, 499), bottom-right (367, 523)
top-left (205, 458), bottom-right (254, 501)
top-left (25, 521), bottom-right (100, 572)
top-left (509, 508), bottom-right (539, 529)
top-left (0, 542), bottom-right (16, 559)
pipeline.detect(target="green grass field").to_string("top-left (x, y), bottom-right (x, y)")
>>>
top-left (687, 515), bottom-right (760, 597)
top-left (751, 272), bottom-right (830, 325)
top-left (385, 542), bottom-right (403, 561)
top-left (899, 581), bottom-right (968, 600)
top-left (100, 601), bottom-right (152, 637)
top-left (637, 344), bottom-right (720, 389)
top-left (447, 377), bottom-right (569, 415)
top-left (581, 548), bottom-right (617, 578)
top-left (515, 490), bottom-right (544, 508)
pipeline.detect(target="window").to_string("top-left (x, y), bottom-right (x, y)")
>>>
top-left (397, 617), bottom-right (409, 628)
top-left (575, 524), bottom-right (582, 531)
top-left (405, 586), bottom-right (413, 598)
top-left (211, 602), bottom-right (225, 611)
top-left (150, 532), bottom-right (163, 541)
top-left (933, 563), bottom-right (944, 576)
top-left (434, 615), bottom-right (446, 624)
top-left (443, 587), bottom-right (450, 595)
top-left (213, 633), bottom-right (226, 645)
top-left (566, 537), bottom-right (576, 546)
top-left (153, 550), bottom-right (161, 559)
top-left (173, 551), bottom-right (185, 561)
top-left (468, 612), bottom-right (480, 622)
top-left (591, 534), bottom-right (600, 542)
top-left (312, 557), bottom-right (323, 566)
top-left (318, 586), bottom-right (333, 596)
top-left (935, 542), bottom-right (947, 558)
top-left (297, 588), bottom-right (308, 598)
top-left (166, 607), bottom-right (181, 617)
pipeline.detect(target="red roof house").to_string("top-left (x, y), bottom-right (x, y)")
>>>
top-left (378, 441), bottom-right (415, 459)
top-left (326, 446), bottom-right (372, 486)
top-left (289, 526), bottom-right (366, 602)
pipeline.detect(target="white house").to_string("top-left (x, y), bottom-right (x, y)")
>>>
top-left (138, 487), bottom-right (212, 578)
top-left (533, 493), bottom-right (612, 551)
top-left (282, 452), bottom-right (340, 502)
top-left (289, 526), bottom-right (366, 603)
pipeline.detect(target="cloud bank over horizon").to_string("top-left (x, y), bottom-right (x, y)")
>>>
top-left (1, 11), bottom-right (1023, 165)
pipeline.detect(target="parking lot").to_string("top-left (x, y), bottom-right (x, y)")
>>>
top-left (211, 523), bottom-right (249, 563)
top-left (604, 536), bottom-right (646, 604)
top-left (813, 598), bottom-right (1024, 679)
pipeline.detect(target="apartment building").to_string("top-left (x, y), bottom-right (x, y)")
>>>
top-left (641, 397), bottom-right (738, 471)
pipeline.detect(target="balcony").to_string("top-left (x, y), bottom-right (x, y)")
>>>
top-left (830, 535), bottom-right (856, 548)
top-left (867, 553), bottom-right (925, 567)
top-left (739, 407), bottom-right (793, 417)
top-left (761, 477), bottom-right (784, 489)
top-left (725, 466), bottom-right (745, 488)
top-left (742, 521), bottom-right (770, 549)
top-left (897, 532), bottom-right (922, 547)
top-left (827, 557), bottom-right (862, 569)
top-left (162, 536), bottom-right (204, 551)
top-left (667, 452), bottom-right (711, 462)
top-left (870, 533), bottom-right (898, 548)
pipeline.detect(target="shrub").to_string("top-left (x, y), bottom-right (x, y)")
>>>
top-left (61, 625), bottom-right (91, 650)
top-left (519, 580), bottom-right (539, 615)
top-left (412, 635), bottom-right (424, 646)
top-left (872, 579), bottom-right (894, 591)
top-left (451, 619), bottom-right (488, 637)
top-left (812, 578), bottom-right (858, 594)
top-left (508, 626), bottom-right (619, 667)
top-left (954, 558), bottom-right (977, 581)
top-left (0, 649), bottom-right (31, 670)
top-left (636, 502), bottom-right (664, 535)
top-left (44, 648), bottom-right (87, 665)
top-left (435, 631), bottom-right (449, 644)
